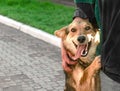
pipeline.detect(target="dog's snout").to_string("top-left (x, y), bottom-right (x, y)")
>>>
top-left (77, 36), bottom-right (86, 43)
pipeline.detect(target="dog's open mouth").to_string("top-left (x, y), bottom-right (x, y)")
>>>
top-left (72, 41), bottom-right (91, 60)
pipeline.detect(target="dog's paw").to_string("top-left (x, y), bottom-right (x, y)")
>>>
top-left (92, 55), bottom-right (101, 71)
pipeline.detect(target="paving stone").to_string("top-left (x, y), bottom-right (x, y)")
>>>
top-left (0, 23), bottom-right (65, 91)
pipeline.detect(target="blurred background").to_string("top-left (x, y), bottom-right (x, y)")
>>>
top-left (0, 0), bottom-right (75, 34)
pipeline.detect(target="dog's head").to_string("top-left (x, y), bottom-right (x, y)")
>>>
top-left (55, 20), bottom-right (100, 64)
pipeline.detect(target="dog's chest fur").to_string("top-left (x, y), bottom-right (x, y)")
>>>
top-left (64, 63), bottom-right (84, 91)
top-left (64, 60), bottom-right (98, 91)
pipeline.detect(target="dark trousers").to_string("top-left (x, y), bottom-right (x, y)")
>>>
top-left (99, 0), bottom-right (120, 83)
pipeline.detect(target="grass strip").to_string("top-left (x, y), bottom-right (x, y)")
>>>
top-left (0, 0), bottom-right (74, 34)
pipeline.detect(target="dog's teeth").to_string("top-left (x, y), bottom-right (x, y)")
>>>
top-left (81, 50), bottom-right (88, 56)
top-left (81, 44), bottom-right (88, 57)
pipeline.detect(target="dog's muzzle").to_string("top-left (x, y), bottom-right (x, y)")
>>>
top-left (77, 35), bottom-right (86, 43)
top-left (72, 35), bottom-right (91, 60)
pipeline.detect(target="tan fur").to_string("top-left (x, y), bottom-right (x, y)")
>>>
top-left (54, 20), bottom-right (101, 91)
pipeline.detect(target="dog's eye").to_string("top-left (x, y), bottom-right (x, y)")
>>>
top-left (71, 28), bottom-right (76, 32)
top-left (85, 26), bottom-right (91, 30)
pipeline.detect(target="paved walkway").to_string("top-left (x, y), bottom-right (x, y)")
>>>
top-left (0, 23), bottom-right (65, 91)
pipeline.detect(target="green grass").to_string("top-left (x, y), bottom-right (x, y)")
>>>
top-left (0, 0), bottom-right (74, 34)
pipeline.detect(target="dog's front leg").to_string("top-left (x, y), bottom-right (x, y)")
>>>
top-left (79, 56), bottom-right (101, 91)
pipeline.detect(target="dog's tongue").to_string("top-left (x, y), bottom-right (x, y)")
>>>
top-left (72, 45), bottom-right (86, 60)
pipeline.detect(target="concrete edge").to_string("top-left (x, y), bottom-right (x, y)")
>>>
top-left (0, 15), bottom-right (61, 48)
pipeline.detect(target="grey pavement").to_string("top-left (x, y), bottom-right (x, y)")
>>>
top-left (0, 23), bottom-right (65, 91)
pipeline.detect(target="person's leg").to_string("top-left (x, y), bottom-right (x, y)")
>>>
top-left (100, 71), bottom-right (120, 91)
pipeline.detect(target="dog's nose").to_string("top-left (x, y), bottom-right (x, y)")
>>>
top-left (77, 36), bottom-right (86, 43)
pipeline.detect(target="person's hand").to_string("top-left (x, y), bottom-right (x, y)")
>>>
top-left (73, 17), bottom-right (88, 23)
top-left (61, 42), bottom-right (78, 73)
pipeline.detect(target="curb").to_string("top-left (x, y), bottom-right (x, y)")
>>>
top-left (0, 15), bottom-right (61, 48)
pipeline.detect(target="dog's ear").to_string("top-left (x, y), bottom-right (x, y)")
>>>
top-left (54, 26), bottom-right (68, 38)
top-left (94, 30), bottom-right (100, 43)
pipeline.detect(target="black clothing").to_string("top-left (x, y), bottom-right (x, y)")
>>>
top-left (99, 0), bottom-right (120, 83)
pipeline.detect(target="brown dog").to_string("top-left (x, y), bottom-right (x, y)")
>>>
top-left (54, 19), bottom-right (101, 91)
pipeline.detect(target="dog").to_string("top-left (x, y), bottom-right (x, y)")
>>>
top-left (54, 19), bottom-right (101, 91)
